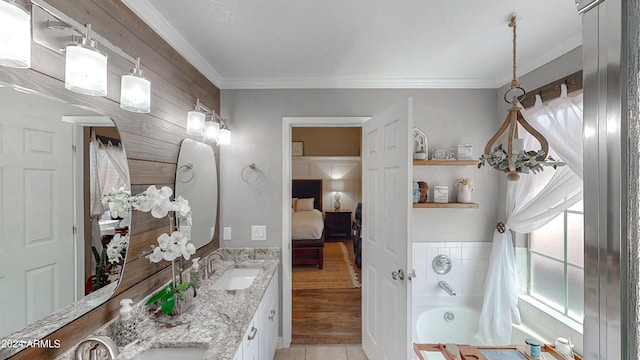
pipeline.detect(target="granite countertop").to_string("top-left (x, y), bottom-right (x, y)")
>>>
top-left (115, 248), bottom-right (280, 360)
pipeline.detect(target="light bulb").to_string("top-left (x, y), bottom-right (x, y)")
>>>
top-left (65, 43), bottom-right (108, 96)
top-left (217, 128), bottom-right (231, 146)
top-left (0, 0), bottom-right (31, 68)
top-left (186, 110), bottom-right (205, 136)
top-left (204, 120), bottom-right (220, 142)
top-left (120, 72), bottom-right (151, 113)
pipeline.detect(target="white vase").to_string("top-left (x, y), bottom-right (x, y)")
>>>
top-left (456, 184), bottom-right (474, 203)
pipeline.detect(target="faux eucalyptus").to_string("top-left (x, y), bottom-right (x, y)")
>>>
top-left (478, 144), bottom-right (565, 174)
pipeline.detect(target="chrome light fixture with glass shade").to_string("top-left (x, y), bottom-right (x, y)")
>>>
top-left (64, 23), bottom-right (108, 96)
top-left (1, 1), bottom-right (153, 111)
top-left (187, 99), bottom-right (207, 137)
top-left (217, 125), bottom-right (231, 146)
top-left (188, 98), bottom-right (231, 145)
top-left (0, 0), bottom-right (31, 68)
top-left (120, 57), bottom-right (151, 113)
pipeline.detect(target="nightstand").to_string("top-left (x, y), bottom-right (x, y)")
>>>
top-left (324, 210), bottom-right (352, 240)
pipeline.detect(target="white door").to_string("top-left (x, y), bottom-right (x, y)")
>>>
top-left (362, 98), bottom-right (413, 360)
top-left (0, 106), bottom-right (75, 337)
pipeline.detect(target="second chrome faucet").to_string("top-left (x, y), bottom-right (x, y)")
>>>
top-left (438, 281), bottom-right (457, 296)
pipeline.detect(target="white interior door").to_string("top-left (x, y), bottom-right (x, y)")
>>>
top-left (362, 98), bottom-right (413, 360)
top-left (0, 107), bottom-right (74, 337)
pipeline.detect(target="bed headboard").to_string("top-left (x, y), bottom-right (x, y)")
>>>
top-left (292, 179), bottom-right (323, 211)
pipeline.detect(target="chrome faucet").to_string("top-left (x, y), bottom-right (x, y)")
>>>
top-left (206, 252), bottom-right (226, 278)
top-left (439, 281), bottom-right (457, 296)
top-left (75, 336), bottom-right (119, 360)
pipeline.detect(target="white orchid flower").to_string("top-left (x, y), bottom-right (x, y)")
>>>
top-left (157, 233), bottom-right (172, 250)
top-left (151, 197), bottom-right (174, 218)
top-left (148, 246), bottom-right (164, 263)
top-left (182, 243), bottom-right (196, 260)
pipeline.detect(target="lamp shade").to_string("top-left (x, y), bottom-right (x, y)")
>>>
top-left (217, 128), bottom-right (231, 146)
top-left (65, 43), bottom-right (108, 96)
top-left (120, 73), bottom-right (151, 113)
top-left (0, 0), bottom-right (31, 68)
top-left (332, 179), bottom-right (345, 192)
top-left (186, 110), bottom-right (205, 136)
top-left (204, 120), bottom-right (220, 142)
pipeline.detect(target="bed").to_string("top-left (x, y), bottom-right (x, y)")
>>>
top-left (292, 179), bottom-right (324, 269)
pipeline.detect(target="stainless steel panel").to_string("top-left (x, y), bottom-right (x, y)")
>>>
top-left (623, 0), bottom-right (640, 357)
top-left (576, 0), bottom-right (605, 14)
top-left (582, 0), bottom-right (632, 358)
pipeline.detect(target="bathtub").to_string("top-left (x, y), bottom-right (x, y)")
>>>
top-left (413, 296), bottom-right (550, 347)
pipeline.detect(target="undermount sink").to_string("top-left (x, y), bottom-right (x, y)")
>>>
top-left (136, 347), bottom-right (207, 360)
top-left (211, 267), bottom-right (262, 290)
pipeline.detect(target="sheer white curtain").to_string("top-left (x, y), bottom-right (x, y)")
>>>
top-left (475, 85), bottom-right (583, 345)
top-left (89, 133), bottom-right (130, 267)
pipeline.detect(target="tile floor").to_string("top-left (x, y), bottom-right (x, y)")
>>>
top-left (274, 345), bottom-right (368, 360)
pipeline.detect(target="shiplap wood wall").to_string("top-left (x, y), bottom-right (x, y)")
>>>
top-left (0, 1), bottom-right (220, 358)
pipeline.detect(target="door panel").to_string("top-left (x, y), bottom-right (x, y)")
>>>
top-left (362, 98), bottom-right (412, 360)
top-left (0, 108), bottom-right (74, 337)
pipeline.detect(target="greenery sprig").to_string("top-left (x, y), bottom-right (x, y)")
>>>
top-left (478, 144), bottom-right (565, 174)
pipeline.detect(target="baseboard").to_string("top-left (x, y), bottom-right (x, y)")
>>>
top-left (277, 337), bottom-right (284, 349)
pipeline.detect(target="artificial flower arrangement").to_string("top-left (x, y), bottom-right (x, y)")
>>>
top-left (457, 178), bottom-right (472, 186)
top-left (103, 185), bottom-right (197, 315)
top-left (478, 144), bottom-right (565, 174)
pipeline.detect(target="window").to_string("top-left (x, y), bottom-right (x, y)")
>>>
top-left (528, 200), bottom-right (584, 323)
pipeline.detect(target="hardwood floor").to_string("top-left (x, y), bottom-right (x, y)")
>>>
top-left (292, 239), bottom-right (362, 345)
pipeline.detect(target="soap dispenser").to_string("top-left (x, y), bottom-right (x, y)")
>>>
top-left (114, 298), bottom-right (137, 346)
top-left (190, 257), bottom-right (201, 288)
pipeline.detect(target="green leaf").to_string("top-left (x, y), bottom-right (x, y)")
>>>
top-left (146, 283), bottom-right (173, 306)
top-left (160, 293), bottom-right (176, 314)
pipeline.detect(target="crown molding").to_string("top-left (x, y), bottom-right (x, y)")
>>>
top-left (122, 0), bottom-right (224, 87)
top-left (220, 77), bottom-right (497, 90)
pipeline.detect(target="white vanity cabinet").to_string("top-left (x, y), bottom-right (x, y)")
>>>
top-left (258, 269), bottom-right (279, 359)
top-left (239, 269), bottom-right (279, 360)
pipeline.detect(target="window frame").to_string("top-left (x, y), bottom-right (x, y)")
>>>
top-left (527, 206), bottom-right (584, 323)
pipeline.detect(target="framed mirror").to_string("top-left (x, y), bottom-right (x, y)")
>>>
top-left (0, 81), bottom-right (131, 350)
top-left (174, 138), bottom-right (218, 249)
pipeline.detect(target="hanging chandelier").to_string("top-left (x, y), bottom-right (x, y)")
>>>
top-left (479, 15), bottom-right (564, 181)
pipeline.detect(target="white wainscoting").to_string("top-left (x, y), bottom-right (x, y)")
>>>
top-left (292, 156), bottom-right (362, 215)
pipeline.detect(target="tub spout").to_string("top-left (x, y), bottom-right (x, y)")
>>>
top-left (439, 281), bottom-right (457, 296)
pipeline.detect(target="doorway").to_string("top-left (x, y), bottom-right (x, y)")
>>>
top-left (290, 126), bottom-right (363, 344)
top-left (281, 117), bottom-right (369, 347)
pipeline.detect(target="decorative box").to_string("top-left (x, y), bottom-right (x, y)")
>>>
top-left (457, 144), bottom-right (473, 160)
top-left (434, 186), bottom-right (449, 203)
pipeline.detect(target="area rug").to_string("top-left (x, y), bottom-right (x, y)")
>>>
top-left (293, 242), bottom-right (361, 290)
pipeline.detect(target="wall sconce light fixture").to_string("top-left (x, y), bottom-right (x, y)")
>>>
top-left (64, 24), bottom-right (108, 96)
top-left (187, 98), bottom-right (231, 145)
top-left (204, 118), bottom-right (220, 142)
top-left (187, 99), bottom-right (207, 136)
top-left (217, 126), bottom-right (231, 146)
top-left (0, 0), bottom-right (32, 68)
top-left (120, 57), bottom-right (151, 113)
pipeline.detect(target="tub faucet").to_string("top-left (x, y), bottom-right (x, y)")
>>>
top-left (207, 252), bottom-right (226, 277)
top-left (439, 281), bottom-right (457, 296)
top-left (75, 336), bottom-right (119, 360)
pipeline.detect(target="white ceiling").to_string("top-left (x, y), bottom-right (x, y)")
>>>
top-left (123, 0), bottom-right (582, 89)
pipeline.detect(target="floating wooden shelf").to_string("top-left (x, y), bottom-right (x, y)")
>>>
top-left (413, 160), bottom-right (479, 166)
top-left (413, 202), bottom-right (479, 209)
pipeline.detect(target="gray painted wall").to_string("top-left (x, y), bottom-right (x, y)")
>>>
top-left (220, 88), bottom-right (501, 248)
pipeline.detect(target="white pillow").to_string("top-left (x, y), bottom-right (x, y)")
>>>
top-left (296, 198), bottom-right (315, 211)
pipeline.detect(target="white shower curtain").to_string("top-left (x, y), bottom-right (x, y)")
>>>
top-left (475, 85), bottom-right (583, 345)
